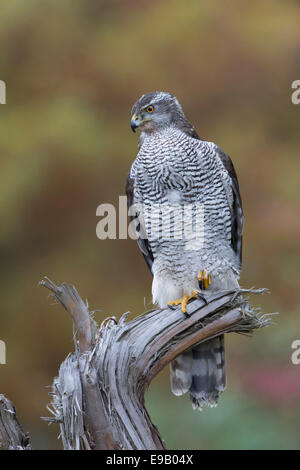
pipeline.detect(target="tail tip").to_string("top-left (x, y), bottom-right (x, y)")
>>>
top-left (190, 391), bottom-right (220, 411)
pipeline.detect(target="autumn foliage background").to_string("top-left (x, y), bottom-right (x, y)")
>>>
top-left (0, 0), bottom-right (300, 449)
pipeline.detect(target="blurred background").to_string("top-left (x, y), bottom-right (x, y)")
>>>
top-left (0, 0), bottom-right (300, 450)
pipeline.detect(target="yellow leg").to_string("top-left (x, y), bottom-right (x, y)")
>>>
top-left (198, 270), bottom-right (211, 290)
top-left (168, 291), bottom-right (198, 313)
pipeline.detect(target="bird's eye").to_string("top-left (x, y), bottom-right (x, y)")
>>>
top-left (146, 105), bottom-right (154, 113)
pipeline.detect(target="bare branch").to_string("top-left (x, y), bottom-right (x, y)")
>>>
top-left (39, 277), bottom-right (92, 353)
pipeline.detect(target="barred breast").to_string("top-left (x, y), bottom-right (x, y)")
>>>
top-left (130, 125), bottom-right (238, 302)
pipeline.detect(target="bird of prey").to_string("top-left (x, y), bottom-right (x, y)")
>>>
top-left (126, 91), bottom-right (243, 410)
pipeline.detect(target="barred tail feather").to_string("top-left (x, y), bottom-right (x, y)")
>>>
top-left (190, 335), bottom-right (226, 409)
top-left (170, 350), bottom-right (193, 396)
top-left (170, 335), bottom-right (226, 410)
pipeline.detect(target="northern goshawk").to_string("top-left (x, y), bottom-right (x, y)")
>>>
top-left (126, 91), bottom-right (244, 410)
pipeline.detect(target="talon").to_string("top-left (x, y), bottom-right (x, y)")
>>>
top-left (195, 291), bottom-right (208, 304)
top-left (167, 304), bottom-right (176, 310)
top-left (168, 291), bottom-right (198, 313)
top-left (197, 270), bottom-right (211, 290)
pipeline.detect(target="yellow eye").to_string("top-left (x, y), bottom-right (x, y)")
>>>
top-left (146, 105), bottom-right (154, 113)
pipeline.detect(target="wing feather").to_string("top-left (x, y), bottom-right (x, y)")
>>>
top-left (214, 145), bottom-right (244, 267)
top-left (125, 173), bottom-right (154, 274)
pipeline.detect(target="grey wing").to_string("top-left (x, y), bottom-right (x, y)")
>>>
top-left (214, 145), bottom-right (244, 267)
top-left (125, 173), bottom-right (154, 274)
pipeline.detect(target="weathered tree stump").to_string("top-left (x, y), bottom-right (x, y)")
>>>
top-left (40, 278), bottom-right (270, 450)
top-left (0, 278), bottom-right (271, 450)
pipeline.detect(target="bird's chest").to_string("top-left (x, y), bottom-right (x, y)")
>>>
top-left (134, 146), bottom-right (199, 205)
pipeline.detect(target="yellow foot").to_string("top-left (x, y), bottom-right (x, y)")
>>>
top-left (168, 291), bottom-right (198, 313)
top-left (198, 270), bottom-right (211, 290)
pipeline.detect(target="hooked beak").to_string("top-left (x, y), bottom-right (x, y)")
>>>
top-left (131, 114), bottom-right (139, 133)
top-left (131, 119), bottom-right (137, 133)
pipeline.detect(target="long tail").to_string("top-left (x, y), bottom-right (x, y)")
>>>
top-left (170, 335), bottom-right (226, 410)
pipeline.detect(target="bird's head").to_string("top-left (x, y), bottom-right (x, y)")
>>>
top-left (130, 91), bottom-right (185, 134)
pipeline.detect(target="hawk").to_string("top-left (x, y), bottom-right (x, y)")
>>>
top-left (126, 91), bottom-right (244, 410)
